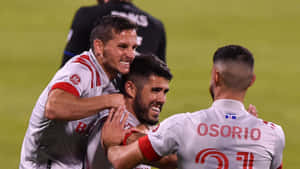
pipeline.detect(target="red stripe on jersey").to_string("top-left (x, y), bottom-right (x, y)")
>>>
top-left (73, 57), bottom-right (94, 88)
top-left (277, 163), bottom-right (283, 169)
top-left (122, 129), bottom-right (139, 145)
top-left (138, 135), bottom-right (160, 161)
top-left (51, 82), bottom-right (79, 96)
top-left (123, 131), bottom-right (134, 145)
top-left (80, 55), bottom-right (101, 86)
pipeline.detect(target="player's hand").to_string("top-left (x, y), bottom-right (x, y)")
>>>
top-left (247, 104), bottom-right (258, 117)
top-left (101, 106), bottom-right (129, 150)
top-left (107, 94), bottom-right (125, 108)
top-left (123, 124), bottom-right (149, 145)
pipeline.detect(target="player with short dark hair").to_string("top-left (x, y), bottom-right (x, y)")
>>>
top-left (85, 54), bottom-right (176, 169)
top-left (19, 16), bottom-right (137, 169)
top-left (90, 15), bottom-right (137, 48)
top-left (61, 0), bottom-right (167, 67)
top-left (102, 45), bottom-right (285, 169)
top-left (121, 55), bottom-right (172, 125)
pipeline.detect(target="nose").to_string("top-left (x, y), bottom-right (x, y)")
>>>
top-left (125, 48), bottom-right (135, 61)
top-left (157, 92), bottom-right (166, 104)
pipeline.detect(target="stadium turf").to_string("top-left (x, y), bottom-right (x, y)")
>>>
top-left (1, 0), bottom-right (299, 168)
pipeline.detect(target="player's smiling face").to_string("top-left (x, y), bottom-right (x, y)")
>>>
top-left (134, 75), bottom-right (170, 125)
top-left (102, 29), bottom-right (137, 78)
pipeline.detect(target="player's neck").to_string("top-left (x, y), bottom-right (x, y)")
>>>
top-left (125, 98), bottom-right (137, 118)
top-left (214, 88), bottom-right (246, 103)
top-left (98, 62), bottom-right (117, 80)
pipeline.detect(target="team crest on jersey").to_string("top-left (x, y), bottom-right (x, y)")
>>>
top-left (70, 74), bottom-right (81, 85)
top-left (225, 113), bottom-right (237, 119)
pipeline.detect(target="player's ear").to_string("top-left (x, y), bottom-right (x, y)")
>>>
top-left (93, 39), bottom-right (104, 57)
top-left (249, 73), bottom-right (256, 87)
top-left (212, 66), bottom-right (221, 86)
top-left (124, 80), bottom-right (137, 98)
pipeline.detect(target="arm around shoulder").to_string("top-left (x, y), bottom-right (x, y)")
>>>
top-left (45, 89), bottom-right (125, 121)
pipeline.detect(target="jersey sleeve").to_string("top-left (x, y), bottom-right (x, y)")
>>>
top-left (270, 125), bottom-right (285, 169)
top-left (138, 114), bottom-right (185, 161)
top-left (49, 62), bottom-right (91, 97)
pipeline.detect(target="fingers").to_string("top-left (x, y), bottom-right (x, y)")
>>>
top-left (248, 104), bottom-right (258, 117)
top-left (101, 106), bottom-right (128, 149)
top-left (108, 106), bottom-right (128, 128)
top-left (120, 110), bottom-right (129, 127)
top-left (114, 106), bottom-right (125, 124)
top-left (107, 108), bottom-right (115, 122)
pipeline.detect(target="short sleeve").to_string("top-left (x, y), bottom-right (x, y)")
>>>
top-left (146, 114), bottom-right (185, 157)
top-left (49, 62), bottom-right (92, 97)
top-left (271, 125), bottom-right (285, 169)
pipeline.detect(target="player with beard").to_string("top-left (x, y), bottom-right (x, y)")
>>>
top-left (85, 55), bottom-right (177, 169)
top-left (102, 45), bottom-right (285, 169)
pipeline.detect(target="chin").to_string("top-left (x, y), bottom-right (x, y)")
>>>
top-left (149, 118), bottom-right (159, 125)
top-left (119, 69), bottom-right (130, 75)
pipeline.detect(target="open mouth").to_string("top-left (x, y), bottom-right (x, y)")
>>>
top-left (151, 106), bottom-right (160, 113)
top-left (151, 103), bottom-right (161, 114)
top-left (120, 61), bottom-right (130, 66)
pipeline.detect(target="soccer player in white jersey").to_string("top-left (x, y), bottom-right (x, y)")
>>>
top-left (86, 55), bottom-right (177, 169)
top-left (19, 16), bottom-right (138, 169)
top-left (102, 45), bottom-right (285, 169)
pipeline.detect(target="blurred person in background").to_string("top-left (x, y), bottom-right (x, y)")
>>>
top-left (61, 0), bottom-right (167, 67)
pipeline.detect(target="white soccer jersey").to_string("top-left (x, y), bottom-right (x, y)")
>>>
top-left (85, 110), bottom-right (151, 169)
top-left (139, 99), bottom-right (285, 169)
top-left (20, 50), bottom-right (118, 169)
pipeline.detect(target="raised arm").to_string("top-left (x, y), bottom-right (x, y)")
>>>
top-left (45, 89), bottom-right (125, 120)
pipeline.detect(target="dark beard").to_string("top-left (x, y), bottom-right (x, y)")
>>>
top-left (133, 94), bottom-right (158, 125)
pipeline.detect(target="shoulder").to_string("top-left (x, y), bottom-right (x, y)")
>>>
top-left (72, 5), bottom-right (102, 25)
top-left (128, 3), bottom-right (165, 29)
top-left (141, 10), bottom-right (165, 29)
top-left (160, 112), bottom-right (197, 130)
top-left (64, 52), bottom-right (95, 73)
top-left (76, 5), bottom-right (100, 16)
top-left (163, 113), bottom-right (189, 123)
top-left (261, 120), bottom-right (285, 142)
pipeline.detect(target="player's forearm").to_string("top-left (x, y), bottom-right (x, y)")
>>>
top-left (108, 141), bottom-right (145, 169)
top-left (45, 90), bottom-right (115, 120)
top-left (147, 154), bottom-right (177, 169)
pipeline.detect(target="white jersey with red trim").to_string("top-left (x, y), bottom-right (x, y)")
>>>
top-left (141, 99), bottom-right (285, 169)
top-left (85, 110), bottom-right (151, 169)
top-left (20, 50), bottom-right (118, 169)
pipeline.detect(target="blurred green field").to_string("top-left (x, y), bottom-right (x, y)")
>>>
top-left (1, 0), bottom-right (299, 168)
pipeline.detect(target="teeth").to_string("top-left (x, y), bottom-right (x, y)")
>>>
top-left (152, 106), bottom-right (160, 112)
top-left (120, 61), bottom-right (129, 65)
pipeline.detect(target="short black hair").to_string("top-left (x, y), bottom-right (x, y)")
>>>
top-left (120, 54), bottom-right (172, 93)
top-left (90, 15), bottom-right (137, 47)
top-left (213, 45), bottom-right (255, 90)
top-left (213, 45), bottom-right (254, 70)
